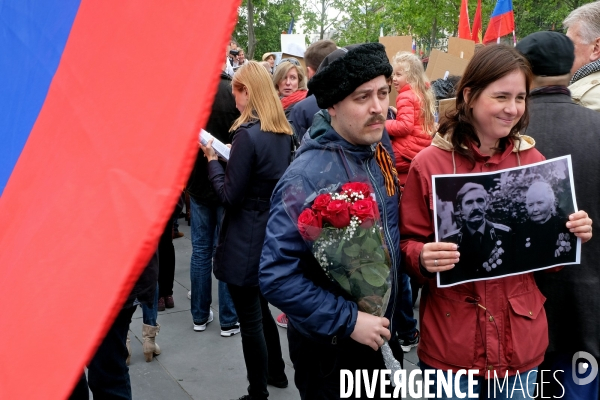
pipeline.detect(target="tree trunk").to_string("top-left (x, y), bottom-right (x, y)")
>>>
top-left (430, 16), bottom-right (437, 51)
top-left (319, 0), bottom-right (326, 40)
top-left (247, 0), bottom-right (256, 59)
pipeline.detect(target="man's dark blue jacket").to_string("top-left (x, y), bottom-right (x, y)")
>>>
top-left (288, 94), bottom-right (320, 139)
top-left (259, 110), bottom-right (404, 343)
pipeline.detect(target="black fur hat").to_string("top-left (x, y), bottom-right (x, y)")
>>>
top-left (307, 42), bottom-right (392, 109)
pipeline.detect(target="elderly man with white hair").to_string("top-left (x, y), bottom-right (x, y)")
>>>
top-left (515, 181), bottom-right (577, 270)
top-left (564, 1), bottom-right (600, 111)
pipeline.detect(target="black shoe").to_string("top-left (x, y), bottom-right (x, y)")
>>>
top-left (399, 330), bottom-right (420, 353)
top-left (232, 395), bottom-right (254, 400)
top-left (267, 374), bottom-right (289, 388)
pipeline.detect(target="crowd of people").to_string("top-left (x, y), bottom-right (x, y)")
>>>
top-left (72, 2), bottom-right (600, 399)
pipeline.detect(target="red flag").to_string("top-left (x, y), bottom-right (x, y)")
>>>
top-left (459, 0), bottom-right (472, 39)
top-left (472, 0), bottom-right (483, 43)
top-left (0, 0), bottom-right (241, 398)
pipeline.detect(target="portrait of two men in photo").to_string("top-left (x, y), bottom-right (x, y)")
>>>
top-left (433, 156), bottom-right (580, 287)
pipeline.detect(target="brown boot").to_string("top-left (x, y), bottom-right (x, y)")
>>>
top-left (126, 332), bottom-right (132, 366)
top-left (142, 323), bottom-right (161, 362)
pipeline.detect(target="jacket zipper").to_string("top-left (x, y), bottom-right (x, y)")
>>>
top-left (365, 158), bottom-right (399, 323)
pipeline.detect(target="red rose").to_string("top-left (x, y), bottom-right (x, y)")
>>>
top-left (350, 199), bottom-right (379, 228)
top-left (298, 208), bottom-right (323, 241)
top-left (312, 194), bottom-right (332, 212)
top-left (342, 182), bottom-right (371, 198)
top-left (322, 200), bottom-right (351, 228)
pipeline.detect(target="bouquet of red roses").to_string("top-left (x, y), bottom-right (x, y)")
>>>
top-left (297, 182), bottom-right (392, 316)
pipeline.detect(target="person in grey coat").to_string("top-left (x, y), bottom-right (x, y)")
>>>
top-left (517, 31), bottom-right (600, 398)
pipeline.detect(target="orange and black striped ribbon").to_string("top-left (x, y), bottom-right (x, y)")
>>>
top-left (375, 143), bottom-right (399, 197)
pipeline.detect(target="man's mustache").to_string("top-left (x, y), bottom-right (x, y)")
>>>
top-left (468, 210), bottom-right (484, 218)
top-left (364, 115), bottom-right (386, 127)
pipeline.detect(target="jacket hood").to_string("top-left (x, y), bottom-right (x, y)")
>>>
top-left (297, 110), bottom-right (376, 159)
top-left (431, 131), bottom-right (536, 153)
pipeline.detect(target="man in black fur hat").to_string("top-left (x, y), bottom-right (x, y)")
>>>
top-left (260, 43), bottom-right (406, 399)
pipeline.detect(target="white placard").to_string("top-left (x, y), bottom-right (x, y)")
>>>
top-left (281, 34), bottom-right (306, 58)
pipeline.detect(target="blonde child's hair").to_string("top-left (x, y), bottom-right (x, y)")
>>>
top-left (392, 52), bottom-right (436, 135)
top-left (230, 61), bottom-right (293, 135)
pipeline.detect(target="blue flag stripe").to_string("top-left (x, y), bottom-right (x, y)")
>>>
top-left (490, 0), bottom-right (513, 17)
top-left (0, 0), bottom-right (82, 195)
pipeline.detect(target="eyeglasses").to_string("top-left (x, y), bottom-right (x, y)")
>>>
top-left (278, 58), bottom-right (301, 67)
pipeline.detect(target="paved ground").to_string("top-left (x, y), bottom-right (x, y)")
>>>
top-left (123, 217), bottom-right (421, 399)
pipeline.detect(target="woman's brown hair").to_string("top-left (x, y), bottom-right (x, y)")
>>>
top-left (438, 44), bottom-right (532, 166)
top-left (230, 61), bottom-right (293, 135)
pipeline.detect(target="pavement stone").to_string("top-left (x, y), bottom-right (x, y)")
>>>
top-left (122, 218), bottom-right (422, 399)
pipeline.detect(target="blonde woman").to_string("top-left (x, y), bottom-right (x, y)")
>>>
top-left (200, 61), bottom-right (292, 400)
top-left (272, 58), bottom-right (308, 112)
top-left (385, 51), bottom-right (436, 188)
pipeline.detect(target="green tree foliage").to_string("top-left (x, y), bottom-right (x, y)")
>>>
top-left (335, 0), bottom-right (596, 53)
top-left (233, 0), bottom-right (597, 59)
top-left (233, 0), bottom-right (303, 60)
top-left (514, 0), bottom-right (596, 37)
top-left (334, 0), bottom-right (386, 45)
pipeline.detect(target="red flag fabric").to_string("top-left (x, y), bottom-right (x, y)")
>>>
top-left (483, 0), bottom-right (515, 43)
top-left (472, 0), bottom-right (483, 43)
top-left (459, 0), bottom-right (472, 39)
top-left (0, 1), bottom-right (240, 398)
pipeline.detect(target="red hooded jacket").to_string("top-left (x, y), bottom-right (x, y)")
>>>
top-left (384, 84), bottom-right (432, 186)
top-left (400, 133), bottom-right (549, 377)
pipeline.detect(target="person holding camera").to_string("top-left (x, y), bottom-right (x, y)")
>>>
top-left (229, 48), bottom-right (240, 67)
top-left (224, 40), bottom-right (238, 77)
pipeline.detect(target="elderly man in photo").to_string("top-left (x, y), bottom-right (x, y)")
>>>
top-left (441, 182), bottom-right (512, 284)
top-left (517, 29), bottom-right (600, 399)
top-left (564, 1), bottom-right (600, 111)
top-left (259, 43), bottom-right (405, 399)
top-left (515, 181), bottom-right (576, 270)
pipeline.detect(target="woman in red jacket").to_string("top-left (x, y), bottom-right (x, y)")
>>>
top-left (385, 51), bottom-right (436, 188)
top-left (400, 45), bottom-right (593, 399)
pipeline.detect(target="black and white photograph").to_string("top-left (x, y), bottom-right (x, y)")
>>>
top-left (432, 156), bottom-right (581, 287)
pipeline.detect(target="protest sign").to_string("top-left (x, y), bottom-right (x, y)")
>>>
top-left (379, 36), bottom-right (413, 104)
top-left (448, 37), bottom-right (476, 60)
top-left (425, 49), bottom-right (471, 81)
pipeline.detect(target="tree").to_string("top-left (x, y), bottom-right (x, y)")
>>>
top-left (302, 0), bottom-right (348, 40)
top-left (247, 0), bottom-right (256, 59)
top-left (514, 0), bottom-right (596, 38)
top-left (233, 0), bottom-right (303, 60)
top-left (333, 0), bottom-right (385, 45)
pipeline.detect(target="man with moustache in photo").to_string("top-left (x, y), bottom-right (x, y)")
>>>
top-left (442, 182), bottom-right (513, 285)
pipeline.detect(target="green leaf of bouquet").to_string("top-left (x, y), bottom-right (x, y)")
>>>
top-left (361, 237), bottom-right (379, 253)
top-left (372, 250), bottom-right (385, 261)
top-left (343, 243), bottom-right (361, 257)
top-left (330, 270), bottom-right (351, 292)
top-left (361, 263), bottom-right (389, 287)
